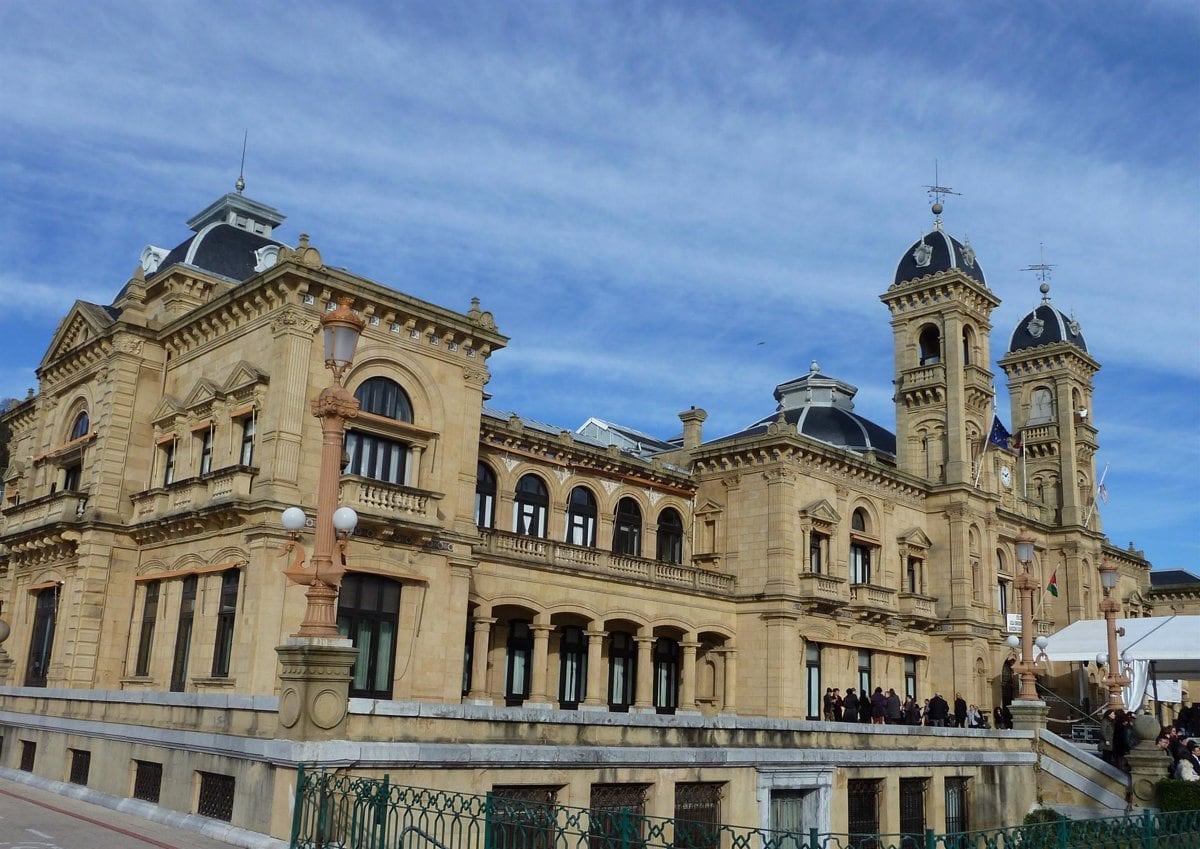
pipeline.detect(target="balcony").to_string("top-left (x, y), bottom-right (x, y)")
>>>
top-left (898, 592), bottom-right (939, 626)
top-left (131, 467), bottom-right (258, 521)
top-left (479, 529), bottom-right (735, 596)
top-left (1, 489), bottom-right (89, 535)
top-left (847, 582), bottom-right (898, 620)
top-left (339, 476), bottom-right (442, 531)
top-left (796, 572), bottom-right (847, 611)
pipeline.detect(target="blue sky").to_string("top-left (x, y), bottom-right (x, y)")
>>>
top-left (1, 1), bottom-right (1197, 570)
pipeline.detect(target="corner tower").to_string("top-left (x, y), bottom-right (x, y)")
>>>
top-left (881, 202), bottom-right (1000, 485)
top-left (998, 281), bottom-right (1100, 528)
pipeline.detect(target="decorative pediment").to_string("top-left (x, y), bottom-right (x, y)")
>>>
top-left (800, 498), bottom-right (841, 526)
top-left (221, 361), bottom-right (269, 397)
top-left (694, 498), bottom-right (724, 517)
top-left (149, 395), bottom-right (185, 428)
top-left (39, 301), bottom-right (115, 370)
top-left (183, 379), bottom-right (223, 411)
top-left (897, 527), bottom-right (934, 551)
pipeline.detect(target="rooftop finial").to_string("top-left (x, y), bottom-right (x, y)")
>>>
top-left (924, 159), bottom-right (960, 231)
top-left (235, 130), bottom-right (248, 194)
top-left (1021, 243), bottom-right (1055, 299)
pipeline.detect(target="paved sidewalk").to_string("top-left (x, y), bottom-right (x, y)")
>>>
top-left (0, 770), bottom-right (286, 849)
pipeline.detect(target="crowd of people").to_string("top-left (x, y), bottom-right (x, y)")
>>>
top-left (1155, 722), bottom-right (1200, 782)
top-left (821, 687), bottom-right (1013, 729)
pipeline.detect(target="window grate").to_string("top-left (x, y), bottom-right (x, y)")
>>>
top-left (674, 782), bottom-right (722, 849)
top-left (134, 760), bottom-right (163, 803)
top-left (19, 740), bottom-right (36, 772)
top-left (945, 777), bottom-right (970, 839)
top-left (490, 785), bottom-right (559, 849)
top-left (847, 779), bottom-right (881, 849)
top-left (589, 784), bottom-right (648, 849)
top-left (197, 771), bottom-right (235, 822)
top-left (69, 749), bottom-right (91, 786)
top-left (899, 778), bottom-right (927, 848)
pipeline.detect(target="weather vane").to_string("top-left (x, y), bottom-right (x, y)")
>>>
top-left (1021, 243), bottom-right (1055, 297)
top-left (923, 160), bottom-right (960, 229)
top-left (235, 130), bottom-right (248, 194)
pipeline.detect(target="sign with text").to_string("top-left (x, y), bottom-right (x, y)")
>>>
top-left (1006, 613), bottom-right (1023, 634)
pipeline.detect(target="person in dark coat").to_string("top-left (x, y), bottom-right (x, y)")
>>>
top-left (929, 693), bottom-right (950, 727)
top-left (859, 690), bottom-right (872, 723)
top-left (885, 688), bottom-right (903, 724)
top-left (823, 688), bottom-right (834, 720)
top-left (954, 694), bottom-right (968, 728)
top-left (842, 688), bottom-right (859, 723)
top-left (870, 687), bottom-right (887, 724)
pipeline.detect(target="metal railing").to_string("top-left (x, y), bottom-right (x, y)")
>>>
top-left (290, 767), bottom-right (1200, 849)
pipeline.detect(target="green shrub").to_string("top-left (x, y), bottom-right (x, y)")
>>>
top-left (1156, 778), bottom-right (1200, 811)
top-left (1022, 807), bottom-right (1065, 825)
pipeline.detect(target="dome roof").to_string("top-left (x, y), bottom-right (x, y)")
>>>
top-left (894, 228), bottom-right (986, 288)
top-left (717, 361), bottom-right (896, 456)
top-left (1008, 283), bottom-right (1088, 353)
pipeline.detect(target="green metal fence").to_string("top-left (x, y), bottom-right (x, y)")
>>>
top-left (289, 766), bottom-right (1200, 849)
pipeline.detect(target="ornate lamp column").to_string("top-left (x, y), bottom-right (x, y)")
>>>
top-left (275, 295), bottom-right (366, 740)
top-left (1097, 560), bottom-right (1130, 711)
top-left (1006, 530), bottom-right (1049, 735)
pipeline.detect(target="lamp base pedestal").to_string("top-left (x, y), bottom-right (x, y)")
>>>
top-left (275, 638), bottom-right (358, 741)
top-left (1127, 714), bottom-right (1171, 810)
top-left (0, 650), bottom-right (12, 684)
top-left (1009, 700), bottom-right (1049, 733)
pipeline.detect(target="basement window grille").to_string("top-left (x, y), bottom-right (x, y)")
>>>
top-left (490, 785), bottom-right (559, 849)
top-left (589, 784), bottom-right (648, 849)
top-left (68, 749), bottom-right (91, 786)
top-left (899, 778), bottom-right (928, 848)
top-left (19, 740), bottom-right (36, 772)
top-left (674, 782), bottom-right (723, 849)
top-left (847, 779), bottom-right (881, 849)
top-left (197, 771), bottom-right (235, 822)
top-left (134, 760), bottom-right (163, 803)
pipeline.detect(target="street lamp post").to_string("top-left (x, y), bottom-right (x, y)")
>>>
top-left (1097, 560), bottom-right (1130, 711)
top-left (1006, 530), bottom-right (1048, 702)
top-left (279, 296), bottom-right (366, 638)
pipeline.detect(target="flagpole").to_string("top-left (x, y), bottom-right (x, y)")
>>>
top-left (1020, 432), bottom-right (1027, 501)
top-left (1084, 463), bottom-right (1110, 530)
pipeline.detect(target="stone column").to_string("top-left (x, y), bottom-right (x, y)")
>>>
top-left (0, 618), bottom-right (12, 683)
top-left (275, 639), bottom-right (359, 741)
top-left (466, 617), bottom-right (495, 703)
top-left (1127, 713), bottom-right (1171, 810)
top-left (678, 639), bottom-right (700, 714)
top-left (527, 623), bottom-right (553, 707)
top-left (721, 647), bottom-right (738, 715)
top-left (1009, 699), bottom-right (1049, 733)
top-left (582, 628), bottom-right (607, 710)
top-left (633, 635), bottom-right (655, 712)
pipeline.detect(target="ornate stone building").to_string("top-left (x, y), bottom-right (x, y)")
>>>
top-left (0, 189), bottom-right (1158, 841)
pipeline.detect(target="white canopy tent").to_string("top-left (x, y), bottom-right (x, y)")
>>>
top-left (1043, 615), bottom-right (1200, 712)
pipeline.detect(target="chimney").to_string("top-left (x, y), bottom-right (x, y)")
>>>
top-left (678, 407), bottom-right (708, 450)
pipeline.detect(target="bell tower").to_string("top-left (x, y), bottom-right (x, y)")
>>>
top-left (998, 280), bottom-right (1100, 528)
top-left (881, 200), bottom-right (1000, 485)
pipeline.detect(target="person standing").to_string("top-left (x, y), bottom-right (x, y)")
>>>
top-left (842, 688), bottom-right (859, 723)
top-left (929, 693), bottom-right (949, 727)
top-left (832, 688), bottom-right (843, 721)
top-left (823, 688), bottom-right (834, 720)
top-left (870, 687), bottom-right (887, 724)
top-left (954, 694), bottom-right (968, 729)
top-left (885, 688), bottom-right (902, 724)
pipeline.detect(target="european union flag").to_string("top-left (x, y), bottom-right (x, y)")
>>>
top-left (988, 416), bottom-right (1011, 448)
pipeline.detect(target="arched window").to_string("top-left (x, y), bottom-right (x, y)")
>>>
top-left (25, 586), bottom-right (58, 687)
top-left (513, 475), bottom-right (548, 537)
top-left (656, 508), bottom-right (684, 564)
top-left (69, 411), bottom-right (89, 440)
top-left (653, 637), bottom-right (679, 714)
top-left (344, 378), bottom-right (415, 486)
top-left (355, 377), bottom-right (413, 422)
top-left (1029, 387), bottom-right (1054, 425)
top-left (475, 463), bottom-right (496, 529)
top-left (918, 326), bottom-right (941, 366)
top-left (849, 508), bottom-right (874, 585)
top-left (613, 497), bottom-right (642, 556)
top-left (962, 326), bottom-right (975, 366)
top-left (607, 632), bottom-right (637, 711)
top-left (565, 486), bottom-right (597, 547)
top-left (337, 573), bottom-right (401, 699)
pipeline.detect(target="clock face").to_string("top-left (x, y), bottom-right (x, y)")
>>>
top-left (1000, 466), bottom-right (1012, 488)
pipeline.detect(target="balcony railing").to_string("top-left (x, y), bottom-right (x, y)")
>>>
top-left (479, 529), bottom-right (735, 596)
top-left (848, 582), bottom-right (898, 614)
top-left (1, 489), bottom-right (88, 533)
top-left (898, 592), bottom-right (938, 621)
top-left (796, 572), bottom-right (846, 608)
top-left (339, 477), bottom-right (440, 527)
top-left (130, 467), bottom-right (258, 521)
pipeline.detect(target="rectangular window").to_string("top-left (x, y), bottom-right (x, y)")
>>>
top-left (904, 656), bottom-right (917, 700)
top-left (133, 760), bottom-right (163, 803)
top-left (197, 771), bottom-right (235, 822)
top-left (135, 581), bottom-right (160, 677)
top-left (847, 779), bottom-right (881, 849)
top-left (805, 642), bottom-right (821, 720)
top-left (850, 544), bottom-right (871, 584)
top-left (20, 740), bottom-right (36, 772)
top-left (674, 783), bottom-right (722, 849)
top-left (899, 778), bottom-right (927, 846)
top-left (770, 789), bottom-right (813, 835)
top-left (69, 749), bottom-right (91, 786)
top-left (589, 784), bottom-right (648, 849)
top-left (25, 586), bottom-right (58, 687)
top-left (945, 778), bottom-right (970, 841)
top-left (162, 442), bottom-right (176, 486)
top-left (505, 621), bottom-right (532, 706)
top-left (907, 558), bottom-right (921, 594)
top-left (239, 416), bottom-right (256, 466)
top-left (490, 785), bottom-right (558, 849)
top-left (64, 463), bottom-right (82, 491)
top-left (211, 570), bottom-right (240, 677)
top-left (170, 575), bottom-right (197, 692)
top-left (558, 627), bottom-right (587, 709)
top-left (344, 431), bottom-right (408, 485)
top-left (809, 533), bottom-right (825, 574)
top-left (858, 649), bottom-right (872, 699)
top-left (997, 579), bottom-right (1010, 616)
top-left (198, 428), bottom-right (213, 475)
top-left (607, 633), bottom-right (636, 711)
